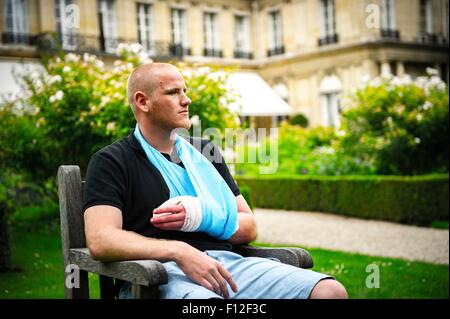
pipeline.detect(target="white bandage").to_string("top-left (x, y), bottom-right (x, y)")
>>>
top-left (157, 196), bottom-right (202, 232)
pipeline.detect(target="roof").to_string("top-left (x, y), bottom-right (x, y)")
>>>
top-left (227, 72), bottom-right (293, 117)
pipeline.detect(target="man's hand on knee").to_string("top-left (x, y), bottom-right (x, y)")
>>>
top-left (174, 244), bottom-right (239, 299)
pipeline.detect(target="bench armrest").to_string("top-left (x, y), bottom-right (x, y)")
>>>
top-left (69, 248), bottom-right (168, 286)
top-left (232, 245), bottom-right (314, 269)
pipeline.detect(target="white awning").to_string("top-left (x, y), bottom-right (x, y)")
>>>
top-left (227, 72), bottom-right (293, 117)
top-left (0, 61), bottom-right (22, 96)
top-left (0, 59), bottom-right (42, 97)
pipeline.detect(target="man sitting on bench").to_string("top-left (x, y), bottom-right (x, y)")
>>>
top-left (82, 63), bottom-right (348, 299)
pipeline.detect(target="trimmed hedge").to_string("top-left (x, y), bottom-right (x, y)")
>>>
top-left (236, 175), bottom-right (449, 226)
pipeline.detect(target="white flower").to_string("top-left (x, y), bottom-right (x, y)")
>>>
top-left (391, 76), bottom-right (402, 87)
top-left (55, 90), bottom-right (64, 100)
top-left (422, 101), bottom-right (432, 110)
top-left (65, 53), bottom-right (80, 63)
top-left (416, 114), bottom-right (423, 121)
top-left (429, 76), bottom-right (443, 86)
top-left (415, 76), bottom-right (428, 89)
top-left (139, 52), bottom-right (151, 64)
top-left (101, 96), bottom-right (111, 105)
top-left (95, 60), bottom-right (105, 69)
top-left (48, 75), bottom-right (62, 85)
top-left (130, 43), bottom-right (143, 54)
top-left (336, 130), bottom-right (346, 137)
top-left (369, 77), bottom-right (382, 88)
top-left (198, 67), bottom-right (211, 75)
top-left (63, 66), bottom-right (71, 73)
top-left (414, 137), bottom-right (421, 144)
top-left (106, 122), bottom-right (116, 132)
top-left (317, 146), bottom-right (335, 155)
top-left (426, 67), bottom-right (439, 76)
top-left (115, 43), bottom-right (127, 55)
top-left (49, 95), bottom-right (56, 103)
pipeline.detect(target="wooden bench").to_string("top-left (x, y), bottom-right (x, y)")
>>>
top-left (57, 165), bottom-right (314, 299)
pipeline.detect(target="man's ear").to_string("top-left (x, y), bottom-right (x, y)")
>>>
top-left (134, 91), bottom-right (150, 113)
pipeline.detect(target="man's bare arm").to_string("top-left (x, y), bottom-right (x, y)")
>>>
top-left (228, 195), bottom-right (257, 245)
top-left (84, 205), bottom-right (185, 262)
top-left (84, 205), bottom-right (238, 298)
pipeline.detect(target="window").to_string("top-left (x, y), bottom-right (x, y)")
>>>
top-left (418, 0), bottom-right (436, 43)
top-left (234, 15), bottom-right (251, 59)
top-left (55, 0), bottom-right (77, 50)
top-left (268, 10), bottom-right (284, 56)
top-left (419, 0), bottom-right (433, 34)
top-left (442, 0), bottom-right (448, 40)
top-left (98, 0), bottom-right (118, 53)
top-left (319, 75), bottom-right (342, 128)
top-left (203, 12), bottom-right (221, 57)
top-left (321, 93), bottom-right (340, 128)
top-left (137, 3), bottom-right (155, 53)
top-left (171, 8), bottom-right (189, 56)
top-left (4, 0), bottom-right (28, 44)
top-left (319, 0), bottom-right (338, 45)
top-left (381, 0), bottom-right (399, 39)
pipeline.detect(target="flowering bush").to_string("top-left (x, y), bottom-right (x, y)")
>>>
top-left (0, 43), bottom-right (237, 179)
top-left (339, 68), bottom-right (449, 175)
top-left (235, 69), bottom-right (448, 177)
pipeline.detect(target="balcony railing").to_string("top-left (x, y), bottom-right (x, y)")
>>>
top-left (381, 29), bottom-right (400, 40)
top-left (234, 51), bottom-right (253, 59)
top-left (416, 32), bottom-right (438, 44)
top-left (267, 46), bottom-right (285, 57)
top-left (1, 32), bottom-right (37, 45)
top-left (1, 32), bottom-right (194, 59)
top-left (169, 44), bottom-right (191, 57)
top-left (203, 48), bottom-right (222, 57)
top-left (318, 33), bottom-right (339, 46)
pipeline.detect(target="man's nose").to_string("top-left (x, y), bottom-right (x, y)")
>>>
top-left (181, 92), bottom-right (191, 106)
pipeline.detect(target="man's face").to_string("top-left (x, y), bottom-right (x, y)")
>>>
top-left (148, 68), bottom-right (192, 131)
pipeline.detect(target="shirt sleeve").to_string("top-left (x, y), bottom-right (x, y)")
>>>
top-left (201, 139), bottom-right (241, 197)
top-left (82, 151), bottom-right (127, 213)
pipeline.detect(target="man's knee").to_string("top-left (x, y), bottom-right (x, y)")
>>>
top-left (309, 279), bottom-right (348, 299)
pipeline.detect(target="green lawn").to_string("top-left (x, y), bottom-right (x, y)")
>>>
top-left (0, 227), bottom-right (448, 299)
top-left (253, 242), bottom-right (449, 299)
top-left (0, 226), bottom-right (100, 299)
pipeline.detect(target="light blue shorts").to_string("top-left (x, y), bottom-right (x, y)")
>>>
top-left (119, 250), bottom-right (333, 299)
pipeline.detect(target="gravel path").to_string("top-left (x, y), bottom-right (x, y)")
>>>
top-left (254, 208), bottom-right (449, 265)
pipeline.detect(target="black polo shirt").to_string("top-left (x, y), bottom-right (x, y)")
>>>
top-left (82, 130), bottom-right (240, 251)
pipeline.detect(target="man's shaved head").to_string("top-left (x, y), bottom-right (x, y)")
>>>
top-left (126, 63), bottom-right (181, 115)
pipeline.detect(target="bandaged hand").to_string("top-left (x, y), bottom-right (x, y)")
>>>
top-left (151, 196), bottom-right (202, 232)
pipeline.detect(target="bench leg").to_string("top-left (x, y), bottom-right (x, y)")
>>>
top-left (131, 284), bottom-right (160, 299)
